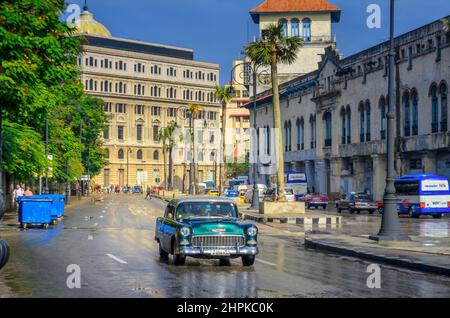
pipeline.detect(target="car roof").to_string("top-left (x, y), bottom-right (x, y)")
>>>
top-left (169, 196), bottom-right (236, 204)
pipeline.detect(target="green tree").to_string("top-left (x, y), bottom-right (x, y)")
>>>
top-left (245, 24), bottom-right (302, 200)
top-left (226, 155), bottom-right (249, 180)
top-left (187, 104), bottom-right (200, 194)
top-left (214, 85), bottom-right (233, 195)
top-left (158, 122), bottom-right (179, 191)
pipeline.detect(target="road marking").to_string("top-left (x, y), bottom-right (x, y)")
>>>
top-left (99, 215), bottom-right (104, 218)
top-left (88, 235), bottom-right (93, 240)
top-left (106, 254), bottom-right (127, 264)
top-left (255, 258), bottom-right (277, 267)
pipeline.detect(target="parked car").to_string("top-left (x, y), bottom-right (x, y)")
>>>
top-left (155, 196), bottom-right (258, 266)
top-left (131, 185), bottom-right (142, 194)
top-left (225, 189), bottom-right (239, 198)
top-left (205, 189), bottom-right (220, 197)
top-left (0, 239), bottom-right (10, 270)
top-left (336, 193), bottom-right (378, 214)
top-left (302, 194), bottom-right (329, 209)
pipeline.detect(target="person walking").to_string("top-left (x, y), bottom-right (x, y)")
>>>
top-left (12, 184), bottom-right (24, 210)
top-left (145, 186), bottom-right (152, 200)
top-left (24, 187), bottom-right (33, 196)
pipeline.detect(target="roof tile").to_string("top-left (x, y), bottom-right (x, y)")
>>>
top-left (250, 0), bottom-right (340, 13)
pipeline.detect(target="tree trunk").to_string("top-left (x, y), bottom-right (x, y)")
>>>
top-left (182, 162), bottom-right (186, 193)
top-left (271, 52), bottom-right (286, 201)
top-left (219, 103), bottom-right (226, 195)
top-left (162, 143), bottom-right (167, 190)
top-left (168, 146), bottom-right (173, 191)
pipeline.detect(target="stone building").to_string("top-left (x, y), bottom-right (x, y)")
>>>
top-left (73, 5), bottom-right (221, 189)
top-left (247, 15), bottom-right (450, 201)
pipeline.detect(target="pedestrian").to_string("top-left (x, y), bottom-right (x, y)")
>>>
top-left (24, 187), bottom-right (33, 196)
top-left (145, 186), bottom-right (152, 200)
top-left (12, 184), bottom-right (24, 209)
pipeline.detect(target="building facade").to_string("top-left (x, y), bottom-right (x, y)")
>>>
top-left (74, 6), bottom-right (221, 189)
top-left (250, 0), bottom-right (341, 84)
top-left (248, 16), bottom-right (450, 201)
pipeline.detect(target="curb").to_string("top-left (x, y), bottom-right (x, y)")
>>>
top-left (240, 213), bottom-right (342, 226)
top-left (304, 237), bottom-right (450, 277)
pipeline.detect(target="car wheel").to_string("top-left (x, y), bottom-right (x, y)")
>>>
top-left (369, 210), bottom-right (375, 215)
top-left (337, 208), bottom-right (342, 213)
top-left (349, 209), bottom-right (354, 214)
top-left (432, 213), bottom-right (442, 219)
top-left (173, 254), bottom-right (186, 266)
top-left (0, 239), bottom-right (10, 270)
top-left (378, 207), bottom-right (384, 214)
top-left (306, 204), bottom-right (310, 209)
top-left (242, 255), bottom-right (255, 267)
top-left (408, 208), bottom-right (420, 219)
top-left (219, 258), bottom-right (231, 266)
top-left (159, 242), bottom-right (169, 259)
top-left (322, 206), bottom-right (327, 210)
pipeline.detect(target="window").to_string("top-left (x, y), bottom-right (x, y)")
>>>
top-left (346, 106), bottom-right (351, 144)
top-left (150, 86), bottom-right (161, 97)
top-left (291, 18), bottom-right (300, 37)
top-left (167, 67), bottom-right (177, 77)
top-left (411, 91), bottom-right (419, 135)
top-left (103, 126), bottom-right (109, 139)
top-left (137, 124), bottom-right (143, 141)
top-left (104, 149), bottom-right (109, 159)
top-left (167, 108), bottom-right (177, 117)
top-left (134, 63), bottom-right (145, 73)
top-left (409, 159), bottom-right (423, 170)
top-left (365, 101), bottom-right (371, 141)
top-left (440, 83), bottom-right (448, 132)
top-left (279, 19), bottom-right (288, 38)
top-left (340, 109), bottom-right (346, 144)
top-left (309, 115), bottom-right (316, 148)
top-left (104, 103), bottom-right (112, 112)
top-left (118, 126), bottom-right (124, 140)
top-left (153, 169), bottom-right (160, 183)
top-left (403, 92), bottom-right (411, 137)
top-left (359, 102), bottom-right (365, 142)
top-left (380, 98), bottom-right (386, 140)
top-left (116, 103), bottom-right (126, 113)
top-left (103, 169), bottom-right (110, 187)
top-left (323, 112), bottom-right (332, 147)
top-left (151, 106), bottom-right (161, 116)
top-left (207, 111), bottom-right (217, 121)
top-left (137, 149), bottom-right (143, 160)
top-left (135, 105), bottom-right (144, 115)
top-left (118, 149), bottom-right (124, 159)
top-left (297, 118), bottom-right (304, 150)
top-left (431, 84), bottom-right (439, 133)
top-left (153, 150), bottom-right (159, 161)
top-left (302, 18), bottom-right (311, 42)
top-left (153, 125), bottom-right (159, 142)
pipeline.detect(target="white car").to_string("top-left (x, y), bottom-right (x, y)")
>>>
top-left (284, 188), bottom-right (295, 202)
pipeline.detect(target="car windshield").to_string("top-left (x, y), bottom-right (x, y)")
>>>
top-left (175, 202), bottom-right (238, 220)
top-left (353, 194), bottom-right (370, 202)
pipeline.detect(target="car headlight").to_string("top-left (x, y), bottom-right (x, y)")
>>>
top-left (247, 227), bottom-right (258, 236)
top-left (180, 227), bottom-right (191, 237)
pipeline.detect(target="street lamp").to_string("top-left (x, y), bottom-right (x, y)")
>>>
top-left (230, 61), bottom-right (269, 211)
top-left (371, 0), bottom-right (408, 241)
top-left (126, 147), bottom-right (132, 190)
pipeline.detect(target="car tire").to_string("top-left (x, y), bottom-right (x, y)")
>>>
top-left (219, 258), bottom-right (231, 266)
top-left (408, 208), bottom-right (419, 219)
top-left (337, 208), bottom-right (342, 213)
top-left (242, 255), bottom-right (255, 267)
top-left (173, 254), bottom-right (186, 266)
top-left (159, 243), bottom-right (169, 259)
top-left (432, 213), bottom-right (442, 219)
top-left (369, 210), bottom-right (375, 215)
top-left (306, 204), bottom-right (310, 209)
top-left (322, 206), bottom-right (327, 210)
top-left (378, 207), bottom-right (384, 214)
top-left (0, 239), bottom-right (10, 270)
top-left (349, 209), bottom-right (355, 214)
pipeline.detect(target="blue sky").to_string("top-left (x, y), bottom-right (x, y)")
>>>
top-left (67, 0), bottom-right (450, 84)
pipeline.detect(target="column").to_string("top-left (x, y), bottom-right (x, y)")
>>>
top-left (305, 160), bottom-right (315, 193)
top-left (371, 154), bottom-right (387, 202)
top-left (422, 151), bottom-right (437, 174)
top-left (330, 158), bottom-right (341, 194)
top-left (315, 159), bottom-right (327, 195)
top-left (352, 156), bottom-right (365, 193)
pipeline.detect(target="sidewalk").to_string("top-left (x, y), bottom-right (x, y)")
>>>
top-left (305, 232), bottom-right (450, 277)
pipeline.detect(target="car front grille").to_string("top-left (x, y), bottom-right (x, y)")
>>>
top-left (192, 235), bottom-right (245, 248)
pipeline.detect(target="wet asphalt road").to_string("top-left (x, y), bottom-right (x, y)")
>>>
top-left (0, 194), bottom-right (449, 298)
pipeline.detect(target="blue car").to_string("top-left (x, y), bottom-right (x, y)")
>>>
top-left (225, 190), bottom-right (239, 198)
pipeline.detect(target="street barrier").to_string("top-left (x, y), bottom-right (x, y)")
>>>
top-left (0, 239), bottom-right (9, 270)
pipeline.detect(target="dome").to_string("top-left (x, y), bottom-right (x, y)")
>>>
top-left (73, 7), bottom-right (112, 38)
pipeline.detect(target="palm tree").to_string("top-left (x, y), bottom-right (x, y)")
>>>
top-left (245, 23), bottom-right (302, 201)
top-left (187, 104), bottom-right (200, 194)
top-left (165, 122), bottom-right (179, 191)
top-left (158, 127), bottom-right (169, 190)
top-left (214, 85), bottom-right (233, 195)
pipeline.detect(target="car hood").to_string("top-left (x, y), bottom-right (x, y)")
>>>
top-left (181, 219), bottom-right (245, 236)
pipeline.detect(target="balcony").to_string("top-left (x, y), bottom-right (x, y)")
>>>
top-left (285, 148), bottom-right (317, 163)
top-left (339, 140), bottom-right (386, 158)
top-left (400, 132), bottom-right (450, 152)
top-left (302, 35), bottom-right (336, 44)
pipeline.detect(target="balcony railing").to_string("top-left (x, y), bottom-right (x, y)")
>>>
top-left (301, 35), bottom-right (336, 43)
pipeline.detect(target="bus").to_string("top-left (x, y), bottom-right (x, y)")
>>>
top-left (269, 171), bottom-right (308, 198)
top-left (394, 174), bottom-right (450, 219)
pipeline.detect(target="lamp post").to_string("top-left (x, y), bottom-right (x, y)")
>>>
top-left (44, 112), bottom-right (50, 194)
top-left (371, 0), bottom-right (408, 241)
top-left (188, 110), bottom-right (196, 195)
top-left (230, 61), bottom-right (268, 211)
top-left (126, 148), bottom-right (132, 191)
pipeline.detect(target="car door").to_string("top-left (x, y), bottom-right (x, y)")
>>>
top-left (161, 204), bottom-right (178, 252)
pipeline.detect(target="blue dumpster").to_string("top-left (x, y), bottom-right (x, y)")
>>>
top-left (44, 194), bottom-right (65, 221)
top-left (18, 197), bottom-right (53, 229)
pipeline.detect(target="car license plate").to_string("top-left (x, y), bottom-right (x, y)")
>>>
top-left (211, 250), bottom-right (230, 256)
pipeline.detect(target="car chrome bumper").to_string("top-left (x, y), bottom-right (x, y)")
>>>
top-left (178, 246), bottom-right (258, 256)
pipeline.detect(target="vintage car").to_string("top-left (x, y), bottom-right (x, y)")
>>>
top-left (225, 189), bottom-right (239, 198)
top-left (155, 196), bottom-right (258, 266)
top-left (336, 193), bottom-right (378, 214)
top-left (301, 194), bottom-right (329, 209)
top-left (205, 189), bottom-right (220, 197)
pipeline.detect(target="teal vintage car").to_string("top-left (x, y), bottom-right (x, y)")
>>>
top-left (155, 196), bottom-right (258, 266)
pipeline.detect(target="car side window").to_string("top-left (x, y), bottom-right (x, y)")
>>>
top-left (164, 205), bottom-right (175, 219)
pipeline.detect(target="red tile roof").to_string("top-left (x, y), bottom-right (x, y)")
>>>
top-left (250, 0), bottom-right (341, 13)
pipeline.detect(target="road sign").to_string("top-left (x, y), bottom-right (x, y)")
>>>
top-left (81, 175), bottom-right (91, 181)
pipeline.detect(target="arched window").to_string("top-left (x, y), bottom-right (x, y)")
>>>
top-left (291, 18), bottom-right (300, 37)
top-left (440, 83), bottom-right (448, 132)
top-left (411, 91), bottom-right (419, 135)
top-left (118, 149), bottom-right (124, 159)
top-left (296, 118), bottom-right (304, 150)
top-left (430, 84), bottom-right (439, 133)
top-left (302, 18), bottom-right (311, 42)
top-left (279, 19), bottom-right (288, 38)
top-left (309, 115), bottom-right (316, 148)
top-left (323, 111), bottom-right (332, 147)
top-left (284, 121), bottom-right (292, 152)
top-left (153, 150), bottom-right (159, 161)
top-left (365, 101), bottom-right (371, 141)
top-left (403, 92), bottom-right (411, 136)
top-left (137, 149), bottom-right (143, 160)
top-left (359, 102), bottom-right (365, 142)
top-left (340, 108), bottom-right (346, 145)
top-left (346, 106), bottom-right (351, 144)
top-left (379, 97), bottom-right (386, 140)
